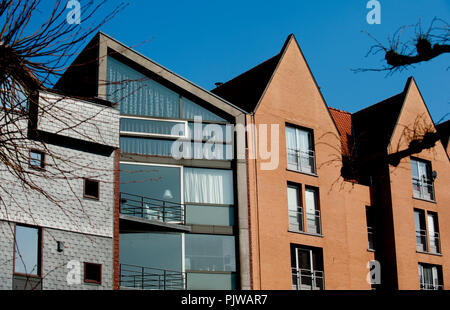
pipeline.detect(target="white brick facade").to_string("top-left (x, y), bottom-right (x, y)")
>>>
top-left (0, 91), bottom-right (119, 290)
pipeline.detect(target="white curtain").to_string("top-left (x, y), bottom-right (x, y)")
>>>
top-left (184, 168), bottom-right (233, 205)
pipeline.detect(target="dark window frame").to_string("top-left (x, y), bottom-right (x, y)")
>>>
top-left (285, 123), bottom-right (317, 175)
top-left (13, 224), bottom-right (43, 278)
top-left (83, 178), bottom-right (100, 200)
top-left (83, 262), bottom-right (102, 285)
top-left (29, 149), bottom-right (46, 170)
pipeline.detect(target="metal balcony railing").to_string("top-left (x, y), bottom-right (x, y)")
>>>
top-left (120, 192), bottom-right (185, 225)
top-left (287, 148), bottom-right (316, 174)
top-left (420, 283), bottom-right (444, 290)
top-left (412, 178), bottom-right (435, 201)
top-left (367, 227), bottom-right (376, 250)
top-left (119, 264), bottom-right (186, 290)
top-left (416, 229), bottom-right (428, 252)
top-left (306, 210), bottom-right (321, 235)
top-left (429, 232), bottom-right (441, 254)
top-left (289, 208), bottom-right (304, 232)
top-left (292, 268), bottom-right (324, 290)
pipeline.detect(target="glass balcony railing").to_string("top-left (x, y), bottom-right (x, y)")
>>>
top-left (120, 192), bottom-right (185, 225)
top-left (119, 264), bottom-right (186, 290)
top-left (287, 148), bottom-right (316, 174)
top-left (291, 268), bottom-right (324, 290)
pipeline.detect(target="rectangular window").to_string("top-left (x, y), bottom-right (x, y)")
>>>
top-left (120, 117), bottom-right (187, 138)
top-left (184, 168), bottom-right (233, 205)
top-left (305, 187), bottom-right (321, 235)
top-left (291, 245), bottom-right (324, 290)
top-left (29, 150), bottom-right (45, 169)
top-left (84, 263), bottom-right (102, 284)
top-left (414, 209), bottom-right (428, 252)
top-left (185, 234), bottom-right (236, 272)
top-left (427, 212), bottom-right (440, 254)
top-left (287, 184), bottom-right (303, 232)
top-left (419, 263), bottom-right (443, 290)
top-left (286, 125), bottom-right (316, 174)
top-left (411, 158), bottom-right (435, 201)
top-left (366, 206), bottom-right (376, 251)
top-left (14, 225), bottom-right (41, 276)
top-left (84, 179), bottom-right (100, 200)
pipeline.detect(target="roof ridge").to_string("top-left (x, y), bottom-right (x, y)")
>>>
top-left (329, 106), bottom-right (351, 114)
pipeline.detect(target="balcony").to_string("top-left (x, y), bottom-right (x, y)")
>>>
top-left (291, 268), bottom-right (324, 290)
top-left (287, 148), bottom-right (316, 175)
top-left (119, 264), bottom-right (186, 290)
top-left (119, 192), bottom-right (190, 233)
top-left (412, 178), bottom-right (435, 201)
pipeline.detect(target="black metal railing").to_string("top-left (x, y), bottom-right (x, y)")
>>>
top-left (120, 192), bottom-right (185, 224)
top-left (287, 148), bottom-right (316, 174)
top-left (429, 232), bottom-right (441, 254)
top-left (292, 268), bottom-right (324, 290)
top-left (306, 210), bottom-right (321, 235)
top-left (416, 229), bottom-right (428, 252)
top-left (289, 208), bottom-right (304, 232)
top-left (119, 264), bottom-right (186, 290)
top-left (412, 178), bottom-right (435, 201)
top-left (420, 283), bottom-right (444, 290)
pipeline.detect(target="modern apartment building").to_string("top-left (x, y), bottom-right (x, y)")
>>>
top-left (0, 88), bottom-right (120, 290)
top-left (212, 34), bottom-right (449, 290)
top-left (56, 32), bottom-right (251, 290)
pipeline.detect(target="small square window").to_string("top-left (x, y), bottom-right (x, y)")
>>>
top-left (84, 179), bottom-right (99, 200)
top-left (29, 150), bottom-right (45, 169)
top-left (84, 263), bottom-right (102, 284)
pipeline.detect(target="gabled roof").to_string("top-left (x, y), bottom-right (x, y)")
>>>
top-left (211, 35), bottom-right (297, 113)
top-left (351, 78), bottom-right (412, 158)
top-left (329, 107), bottom-right (353, 156)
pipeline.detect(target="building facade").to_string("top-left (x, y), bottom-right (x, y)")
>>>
top-left (212, 34), bottom-right (449, 290)
top-left (56, 32), bottom-right (251, 290)
top-left (0, 90), bottom-right (119, 290)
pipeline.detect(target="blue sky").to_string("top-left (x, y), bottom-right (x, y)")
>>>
top-left (37, 1), bottom-right (450, 122)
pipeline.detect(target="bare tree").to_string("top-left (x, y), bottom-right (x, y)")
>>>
top-left (356, 17), bottom-right (449, 74)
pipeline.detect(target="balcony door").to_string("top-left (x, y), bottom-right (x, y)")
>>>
top-left (291, 246), bottom-right (324, 290)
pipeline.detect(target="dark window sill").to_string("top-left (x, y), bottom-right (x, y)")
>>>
top-left (288, 229), bottom-right (323, 238)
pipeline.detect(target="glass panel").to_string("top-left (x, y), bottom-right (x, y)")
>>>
top-left (428, 213), bottom-right (440, 253)
top-left (121, 118), bottom-right (186, 137)
top-left (414, 210), bottom-right (427, 252)
top-left (107, 57), bottom-right (180, 118)
top-left (305, 188), bottom-right (320, 234)
top-left (120, 137), bottom-right (175, 157)
top-left (186, 205), bottom-right (234, 226)
top-left (185, 234), bottom-right (236, 272)
top-left (186, 273), bottom-right (236, 290)
top-left (286, 126), bottom-right (298, 170)
top-left (184, 168), bottom-right (233, 205)
top-left (14, 226), bottom-right (40, 276)
top-left (119, 233), bottom-right (182, 272)
top-left (187, 123), bottom-right (232, 143)
top-left (288, 185), bottom-right (303, 231)
top-left (286, 126), bottom-right (315, 173)
top-left (182, 97), bottom-right (226, 122)
top-left (120, 163), bottom-right (181, 203)
top-left (30, 151), bottom-right (43, 168)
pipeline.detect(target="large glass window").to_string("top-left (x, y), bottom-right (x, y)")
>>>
top-left (366, 206), bottom-right (376, 251)
top-left (187, 273), bottom-right (236, 290)
top-left (414, 209), bottom-right (428, 252)
top-left (184, 168), bottom-right (233, 205)
top-left (427, 212), bottom-right (440, 254)
top-left (419, 263), bottom-right (443, 290)
top-left (182, 97), bottom-right (226, 122)
top-left (120, 117), bottom-right (187, 138)
top-left (291, 245), bottom-right (324, 290)
top-left (14, 225), bottom-right (41, 276)
top-left (107, 57), bottom-right (180, 118)
top-left (185, 205), bottom-right (234, 226)
top-left (185, 234), bottom-right (236, 272)
top-left (287, 184), bottom-right (303, 232)
top-left (286, 125), bottom-right (316, 174)
top-left (305, 187), bottom-right (321, 235)
top-left (411, 158), bottom-right (435, 201)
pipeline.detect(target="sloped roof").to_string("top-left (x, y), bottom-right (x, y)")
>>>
top-left (210, 35), bottom-right (300, 113)
top-left (329, 107), bottom-right (353, 156)
top-left (211, 53), bottom-right (282, 113)
top-left (351, 79), bottom-right (411, 158)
